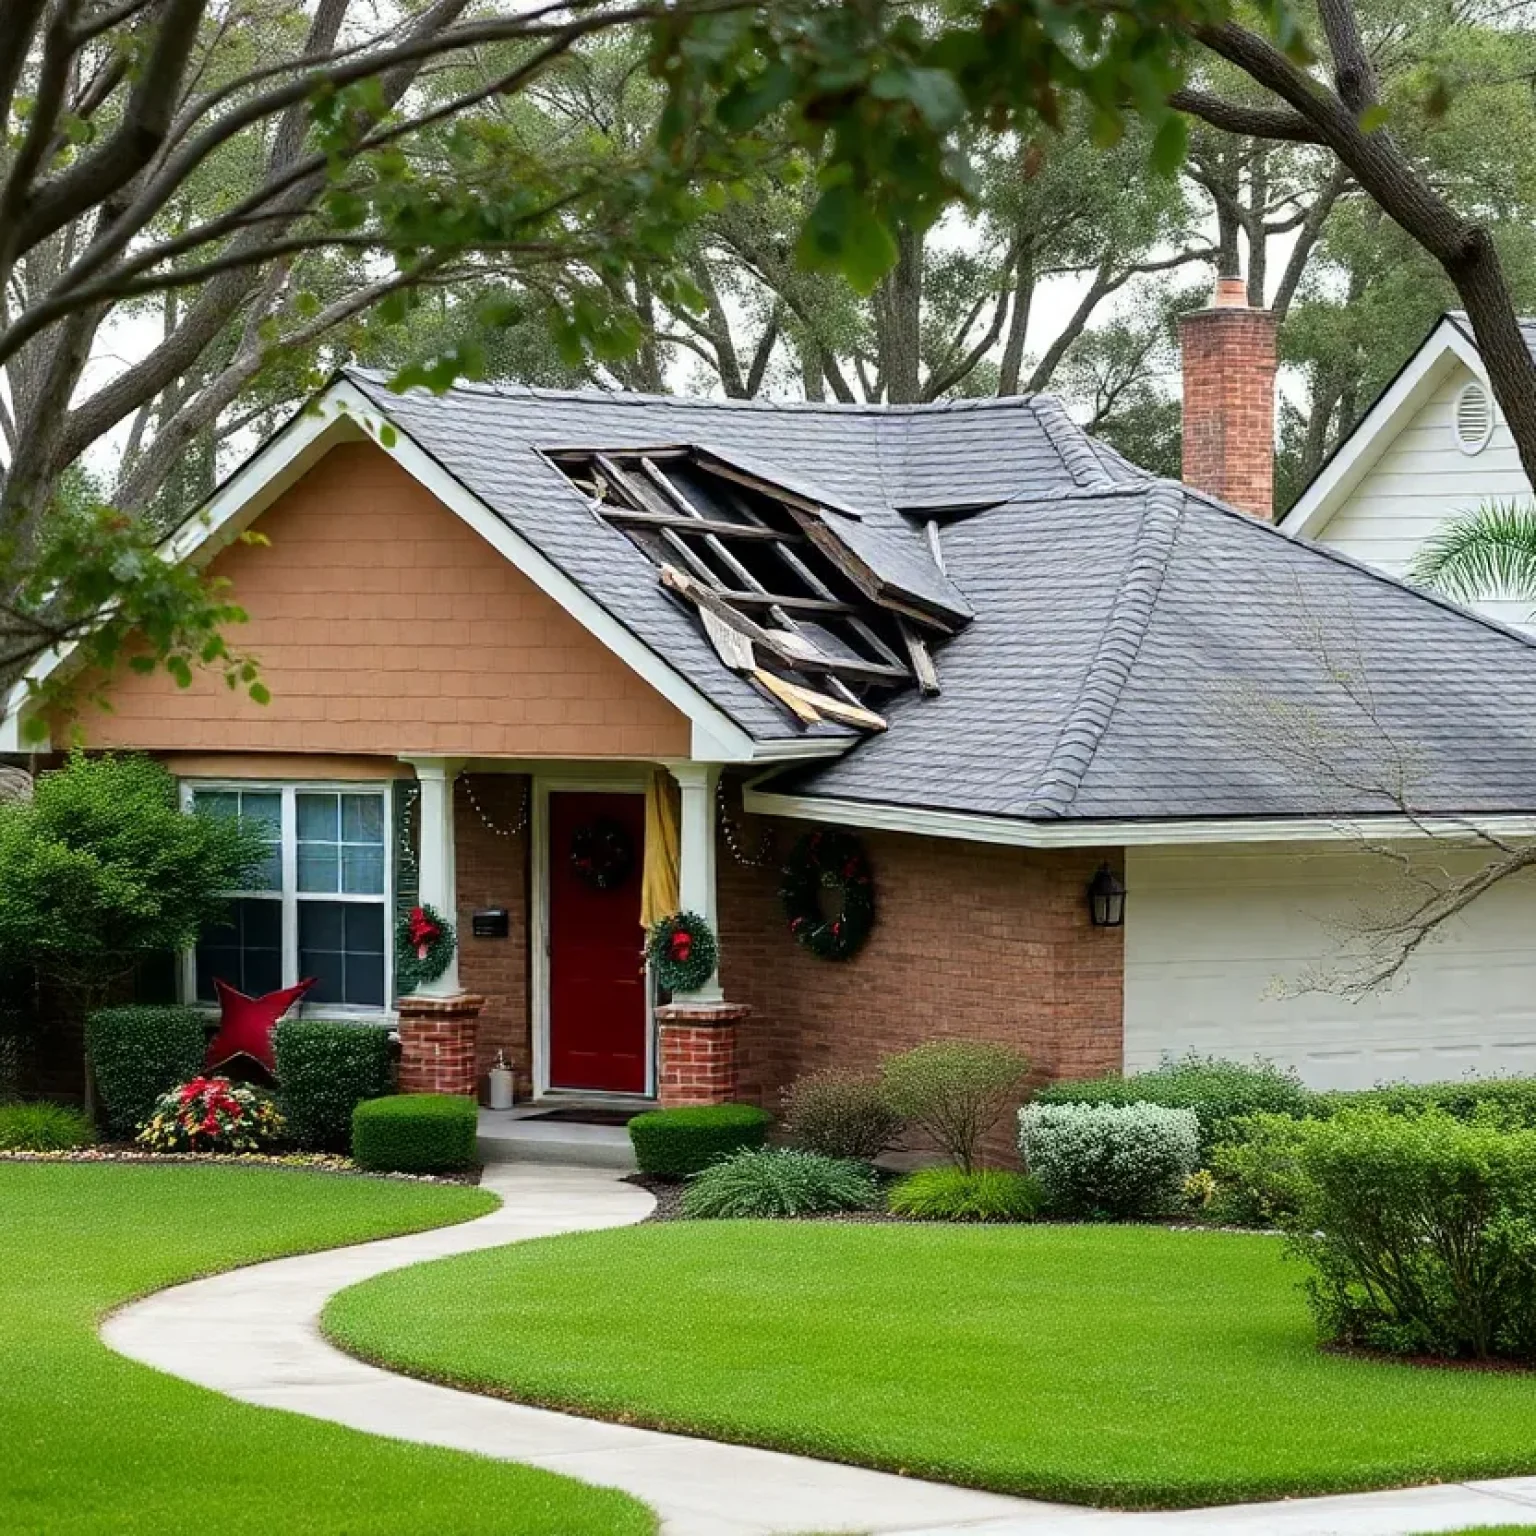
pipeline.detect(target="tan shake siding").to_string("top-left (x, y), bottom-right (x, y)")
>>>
top-left (64, 441), bottom-right (692, 759)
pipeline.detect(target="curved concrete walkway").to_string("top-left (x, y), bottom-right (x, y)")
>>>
top-left (104, 1164), bottom-right (1536, 1536)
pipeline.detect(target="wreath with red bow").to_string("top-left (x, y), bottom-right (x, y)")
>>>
top-left (645, 910), bottom-right (718, 995)
top-left (780, 829), bottom-right (875, 961)
top-left (395, 902), bottom-right (457, 993)
top-left (569, 816), bottom-right (635, 891)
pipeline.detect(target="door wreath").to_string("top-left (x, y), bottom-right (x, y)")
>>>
top-left (780, 829), bottom-right (875, 960)
top-left (396, 902), bottom-right (457, 993)
top-left (569, 816), bottom-right (635, 890)
top-left (645, 911), bottom-right (719, 994)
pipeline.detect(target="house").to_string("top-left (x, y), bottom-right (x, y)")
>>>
top-left (8, 276), bottom-right (1536, 1108)
top-left (1282, 310), bottom-right (1536, 632)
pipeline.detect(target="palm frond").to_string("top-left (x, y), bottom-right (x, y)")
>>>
top-left (1407, 499), bottom-right (1536, 607)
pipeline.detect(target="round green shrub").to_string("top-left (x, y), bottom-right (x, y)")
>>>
top-left (275, 1019), bottom-right (394, 1151)
top-left (86, 1005), bottom-right (208, 1139)
top-left (781, 1068), bottom-right (904, 1162)
top-left (627, 1103), bottom-right (772, 1179)
top-left (1035, 1055), bottom-right (1315, 1157)
top-left (1020, 1101), bottom-right (1200, 1219)
top-left (0, 1100), bottom-right (94, 1151)
top-left (680, 1148), bottom-right (877, 1219)
top-left (352, 1093), bottom-right (477, 1174)
top-left (887, 1166), bottom-right (1042, 1222)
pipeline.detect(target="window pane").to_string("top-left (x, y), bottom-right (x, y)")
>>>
top-left (297, 843), bottom-right (339, 893)
top-left (342, 844), bottom-right (383, 895)
top-left (342, 794), bottom-right (384, 844)
top-left (241, 792), bottom-right (281, 835)
top-left (195, 791), bottom-right (238, 821)
top-left (300, 901), bottom-right (385, 1007)
top-left (251, 845), bottom-right (283, 893)
top-left (297, 793), bottom-right (338, 841)
top-left (195, 897), bottom-right (282, 1001)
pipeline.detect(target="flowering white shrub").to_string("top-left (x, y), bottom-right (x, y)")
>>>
top-left (1018, 1101), bottom-right (1199, 1219)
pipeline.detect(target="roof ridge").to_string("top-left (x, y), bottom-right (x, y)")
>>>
top-left (1027, 394), bottom-right (1121, 490)
top-left (1026, 480), bottom-right (1186, 818)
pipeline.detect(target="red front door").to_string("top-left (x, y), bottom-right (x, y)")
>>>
top-left (548, 791), bottom-right (648, 1093)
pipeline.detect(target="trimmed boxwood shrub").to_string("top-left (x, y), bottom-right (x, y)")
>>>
top-left (1020, 1101), bottom-right (1200, 1219)
top-left (0, 1100), bottom-right (94, 1151)
top-left (680, 1148), bottom-right (878, 1219)
top-left (86, 1005), bottom-right (207, 1138)
top-left (887, 1166), bottom-right (1042, 1223)
top-left (1035, 1055), bottom-right (1315, 1157)
top-left (352, 1093), bottom-right (478, 1174)
top-left (274, 1019), bottom-right (394, 1151)
top-left (627, 1103), bottom-right (772, 1179)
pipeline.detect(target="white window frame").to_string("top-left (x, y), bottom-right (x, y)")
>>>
top-left (180, 779), bottom-right (396, 1019)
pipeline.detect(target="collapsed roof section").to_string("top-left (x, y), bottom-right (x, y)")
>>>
top-left (545, 444), bottom-right (968, 733)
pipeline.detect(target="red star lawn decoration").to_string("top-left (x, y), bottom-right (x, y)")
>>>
top-left (206, 977), bottom-right (315, 1075)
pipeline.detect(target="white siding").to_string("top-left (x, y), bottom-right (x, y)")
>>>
top-left (1321, 363), bottom-right (1535, 632)
top-left (1125, 842), bottom-right (1536, 1088)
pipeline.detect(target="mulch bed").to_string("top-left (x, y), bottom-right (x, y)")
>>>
top-left (0, 1146), bottom-right (482, 1186)
top-left (1321, 1341), bottom-right (1536, 1375)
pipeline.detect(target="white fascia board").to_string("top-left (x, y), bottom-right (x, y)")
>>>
top-left (743, 782), bottom-right (1536, 848)
top-left (1281, 319), bottom-right (1485, 541)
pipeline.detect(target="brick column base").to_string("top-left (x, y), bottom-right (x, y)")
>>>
top-left (397, 993), bottom-right (486, 1098)
top-left (657, 1002), bottom-right (749, 1108)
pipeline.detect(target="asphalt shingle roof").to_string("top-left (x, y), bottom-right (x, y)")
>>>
top-left (345, 370), bottom-right (1536, 823)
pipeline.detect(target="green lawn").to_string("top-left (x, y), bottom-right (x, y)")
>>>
top-left (0, 1163), bottom-right (654, 1535)
top-left (325, 1220), bottom-right (1536, 1510)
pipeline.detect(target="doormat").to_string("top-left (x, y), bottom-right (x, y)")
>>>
top-left (524, 1107), bottom-right (639, 1127)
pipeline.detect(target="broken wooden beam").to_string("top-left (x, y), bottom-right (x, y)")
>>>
top-left (752, 669), bottom-right (825, 725)
top-left (900, 621), bottom-right (941, 696)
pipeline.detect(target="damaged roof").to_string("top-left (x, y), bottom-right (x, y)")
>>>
top-left (343, 369), bottom-right (1536, 823)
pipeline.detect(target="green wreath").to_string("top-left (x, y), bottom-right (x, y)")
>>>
top-left (646, 910), bottom-right (718, 994)
top-left (396, 902), bottom-right (457, 994)
top-left (780, 829), bottom-right (875, 961)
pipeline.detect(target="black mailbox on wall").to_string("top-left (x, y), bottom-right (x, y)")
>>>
top-left (471, 908), bottom-right (510, 939)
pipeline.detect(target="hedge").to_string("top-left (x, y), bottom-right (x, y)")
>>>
top-left (86, 1005), bottom-right (207, 1138)
top-left (1314, 1077), bottom-right (1536, 1128)
top-left (627, 1103), bottom-right (773, 1179)
top-left (352, 1093), bottom-right (478, 1174)
top-left (274, 1019), bottom-right (394, 1151)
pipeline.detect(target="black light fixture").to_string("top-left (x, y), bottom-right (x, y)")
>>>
top-left (1087, 863), bottom-right (1126, 928)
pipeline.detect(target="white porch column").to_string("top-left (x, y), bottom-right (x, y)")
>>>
top-left (403, 757), bottom-right (464, 997)
top-left (669, 761), bottom-right (723, 1003)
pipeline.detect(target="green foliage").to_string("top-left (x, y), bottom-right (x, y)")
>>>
top-left (1206, 1113), bottom-right (1314, 1227)
top-left (680, 1147), bottom-right (878, 1219)
top-left (274, 1020), bottom-right (395, 1152)
top-left (780, 1068), bottom-right (905, 1161)
top-left (627, 1103), bottom-right (773, 1179)
top-left (137, 1077), bottom-right (286, 1155)
top-left (1019, 1101), bottom-right (1201, 1219)
top-left (887, 1166), bottom-right (1041, 1222)
top-left (1409, 500), bottom-right (1536, 608)
top-left (352, 1093), bottom-right (478, 1174)
top-left (0, 754), bottom-right (265, 999)
top-left (85, 1005), bottom-right (208, 1139)
top-left (0, 1101), bottom-right (94, 1152)
top-left (1316, 1077), bottom-right (1536, 1129)
top-left (879, 1041), bottom-right (1031, 1172)
top-left (1289, 1110), bottom-right (1536, 1361)
top-left (1035, 1055), bottom-right (1315, 1157)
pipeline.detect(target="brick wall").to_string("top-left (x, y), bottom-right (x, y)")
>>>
top-left (62, 441), bottom-right (692, 759)
top-left (453, 773), bottom-right (532, 1100)
top-left (1179, 277), bottom-right (1278, 521)
top-left (717, 818), bottom-right (1124, 1156)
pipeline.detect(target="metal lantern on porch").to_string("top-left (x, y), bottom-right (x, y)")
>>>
top-left (1087, 863), bottom-right (1126, 928)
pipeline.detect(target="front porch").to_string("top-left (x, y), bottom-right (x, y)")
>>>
top-left (401, 757), bottom-right (749, 1112)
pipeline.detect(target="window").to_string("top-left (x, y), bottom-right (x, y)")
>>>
top-left (191, 785), bottom-right (391, 1011)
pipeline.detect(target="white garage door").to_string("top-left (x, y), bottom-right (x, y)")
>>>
top-left (1125, 842), bottom-right (1536, 1089)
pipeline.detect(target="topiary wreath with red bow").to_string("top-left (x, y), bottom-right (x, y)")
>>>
top-left (781, 828), bottom-right (875, 961)
top-left (396, 902), bottom-right (457, 994)
top-left (645, 910), bottom-right (718, 995)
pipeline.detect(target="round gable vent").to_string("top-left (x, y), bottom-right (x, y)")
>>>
top-left (1453, 380), bottom-right (1494, 455)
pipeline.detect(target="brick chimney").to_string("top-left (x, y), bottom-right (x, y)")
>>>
top-left (1178, 275), bottom-right (1278, 519)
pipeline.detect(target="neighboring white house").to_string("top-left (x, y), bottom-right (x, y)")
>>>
top-left (1281, 313), bottom-right (1536, 633)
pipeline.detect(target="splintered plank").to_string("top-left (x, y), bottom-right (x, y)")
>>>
top-left (752, 668), bottom-right (824, 725)
top-left (769, 676), bottom-right (888, 732)
top-left (901, 621), bottom-right (941, 696)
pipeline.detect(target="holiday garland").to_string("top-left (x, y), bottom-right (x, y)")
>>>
top-left (395, 902), bottom-right (457, 993)
top-left (780, 828), bottom-right (875, 961)
top-left (646, 910), bottom-right (719, 994)
top-left (569, 815), bottom-right (635, 890)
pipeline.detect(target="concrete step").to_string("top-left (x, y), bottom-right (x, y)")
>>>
top-left (477, 1108), bottom-right (638, 1171)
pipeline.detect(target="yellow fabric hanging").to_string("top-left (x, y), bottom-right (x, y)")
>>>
top-left (640, 769), bottom-right (681, 931)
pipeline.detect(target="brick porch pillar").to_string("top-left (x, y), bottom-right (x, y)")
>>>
top-left (398, 992), bottom-right (485, 1096)
top-left (657, 1001), bottom-right (749, 1107)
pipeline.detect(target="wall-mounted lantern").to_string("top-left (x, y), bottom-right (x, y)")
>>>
top-left (1087, 864), bottom-right (1126, 928)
